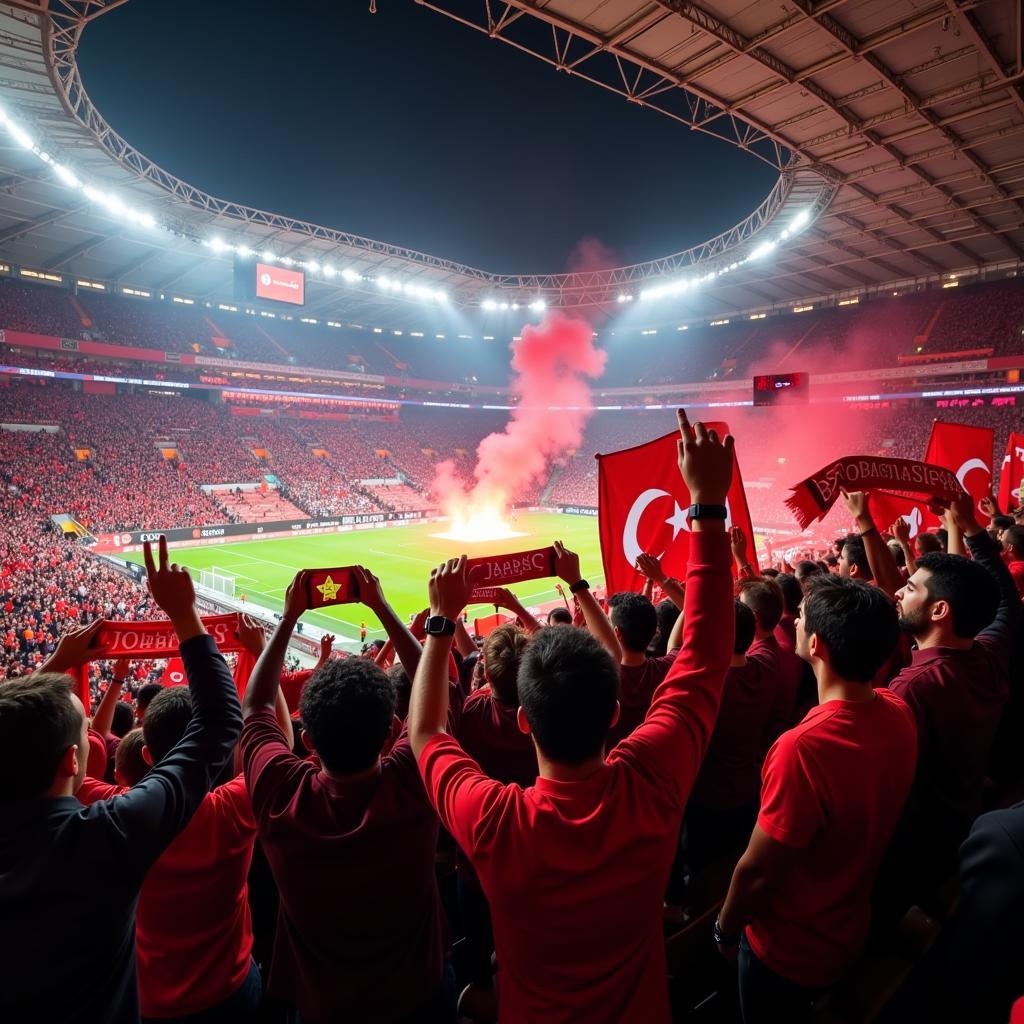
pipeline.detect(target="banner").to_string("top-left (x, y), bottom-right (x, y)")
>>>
top-left (786, 455), bottom-right (962, 529)
top-left (71, 615), bottom-right (255, 713)
top-left (468, 546), bottom-right (556, 601)
top-left (869, 421), bottom-right (993, 536)
top-left (597, 424), bottom-right (754, 596)
top-left (160, 657), bottom-right (187, 687)
top-left (999, 432), bottom-right (1024, 512)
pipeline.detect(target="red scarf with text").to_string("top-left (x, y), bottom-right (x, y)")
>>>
top-left (786, 456), bottom-right (963, 529)
top-left (72, 615), bottom-right (255, 714)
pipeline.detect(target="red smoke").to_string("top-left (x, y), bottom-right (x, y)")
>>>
top-left (433, 312), bottom-right (606, 525)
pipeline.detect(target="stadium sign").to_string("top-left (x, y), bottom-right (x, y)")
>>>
top-left (559, 505), bottom-right (598, 517)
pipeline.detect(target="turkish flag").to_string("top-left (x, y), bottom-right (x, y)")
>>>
top-left (998, 431), bottom-right (1024, 512)
top-left (597, 423), bottom-right (753, 596)
top-left (869, 420), bottom-right (993, 536)
top-left (160, 657), bottom-right (187, 687)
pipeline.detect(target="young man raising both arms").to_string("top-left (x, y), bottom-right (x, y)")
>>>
top-left (0, 537), bottom-right (242, 1024)
top-left (716, 575), bottom-right (917, 1024)
top-left (410, 410), bottom-right (736, 1023)
top-left (240, 565), bottom-right (453, 1024)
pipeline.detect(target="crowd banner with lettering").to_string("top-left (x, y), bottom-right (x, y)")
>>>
top-left (468, 547), bottom-right (557, 603)
top-left (71, 614), bottom-right (255, 714)
top-left (786, 456), bottom-right (963, 529)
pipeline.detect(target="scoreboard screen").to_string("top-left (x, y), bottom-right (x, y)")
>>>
top-left (235, 259), bottom-right (305, 306)
top-left (753, 372), bottom-right (809, 406)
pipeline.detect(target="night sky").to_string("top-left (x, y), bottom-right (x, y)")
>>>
top-left (76, 0), bottom-right (776, 274)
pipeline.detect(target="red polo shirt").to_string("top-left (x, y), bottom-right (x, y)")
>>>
top-left (748, 634), bottom-right (807, 745)
top-left (77, 774), bottom-right (256, 1017)
top-left (418, 532), bottom-right (733, 1023)
top-left (606, 650), bottom-right (679, 748)
top-left (241, 708), bottom-right (445, 1024)
top-left (746, 689), bottom-right (917, 987)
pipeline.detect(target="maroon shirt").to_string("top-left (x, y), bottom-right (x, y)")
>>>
top-left (689, 656), bottom-right (776, 809)
top-left (240, 709), bottom-right (445, 1023)
top-left (749, 634), bottom-right (807, 745)
top-left (607, 651), bottom-right (679, 748)
top-left (774, 615), bottom-right (797, 653)
top-left (458, 688), bottom-right (538, 789)
top-left (888, 530), bottom-right (1020, 853)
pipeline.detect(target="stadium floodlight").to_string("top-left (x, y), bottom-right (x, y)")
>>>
top-left (511, 302), bottom-right (520, 311)
top-left (499, 302), bottom-right (510, 311)
top-left (341, 268), bottom-right (361, 283)
top-left (280, 256), bottom-right (295, 267)
top-left (322, 264), bottom-right (336, 277)
top-left (377, 276), bottom-right (391, 290)
top-left (261, 250), bottom-right (276, 262)
top-left (529, 299), bottom-right (546, 312)
top-left (305, 260), bottom-right (320, 273)
top-left (791, 209), bottom-right (811, 232)
top-left (6, 121), bottom-right (34, 150)
top-left (236, 245), bottom-right (255, 259)
top-left (749, 240), bottom-right (776, 260)
top-left (482, 298), bottom-right (498, 311)
top-left (617, 293), bottom-right (633, 303)
top-left (434, 290), bottom-right (448, 303)
top-left (209, 237), bottom-right (229, 254)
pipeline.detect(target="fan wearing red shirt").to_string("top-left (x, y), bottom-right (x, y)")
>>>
top-left (240, 565), bottom-right (453, 1024)
top-left (411, 411), bottom-right (736, 1024)
top-left (455, 622), bottom-right (535, 1012)
top-left (78, 683), bottom-right (266, 1022)
top-left (1001, 524), bottom-right (1024, 598)
top-left (716, 574), bottom-right (917, 1024)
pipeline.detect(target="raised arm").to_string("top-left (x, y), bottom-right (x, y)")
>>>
top-left (409, 556), bottom-right (478, 759)
top-left (636, 552), bottom-right (686, 611)
top-left (35, 618), bottom-right (104, 676)
top-left (354, 566), bottom-right (424, 676)
top-left (612, 411), bottom-right (735, 800)
top-left (235, 612), bottom-right (293, 748)
top-left (554, 540), bottom-right (621, 659)
top-left (844, 490), bottom-right (903, 597)
top-left (492, 587), bottom-right (541, 635)
top-left (891, 516), bottom-right (918, 576)
top-left (89, 659), bottom-right (129, 738)
top-left (95, 537), bottom-right (242, 864)
top-left (955, 494), bottom-right (1023, 656)
top-left (730, 525), bottom-right (757, 581)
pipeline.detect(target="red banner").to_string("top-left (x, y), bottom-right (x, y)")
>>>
top-left (468, 547), bottom-right (556, 601)
top-left (869, 421), bottom-right (994, 536)
top-left (71, 615), bottom-right (253, 713)
top-left (999, 432), bottom-right (1024, 512)
top-left (597, 424), bottom-right (753, 596)
top-left (160, 657), bottom-right (187, 687)
top-left (306, 567), bottom-right (361, 608)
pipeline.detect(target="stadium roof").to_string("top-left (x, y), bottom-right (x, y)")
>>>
top-left (0, 0), bottom-right (1018, 321)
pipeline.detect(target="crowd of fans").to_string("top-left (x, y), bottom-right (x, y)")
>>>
top-left (2, 411), bottom-right (1023, 1024)
top-left (1, 273), bottom-right (1021, 387)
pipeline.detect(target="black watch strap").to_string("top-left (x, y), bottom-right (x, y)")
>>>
top-left (423, 615), bottom-right (456, 637)
top-left (568, 578), bottom-right (590, 594)
top-left (688, 503), bottom-right (728, 521)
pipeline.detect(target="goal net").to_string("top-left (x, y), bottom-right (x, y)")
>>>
top-left (199, 567), bottom-right (236, 598)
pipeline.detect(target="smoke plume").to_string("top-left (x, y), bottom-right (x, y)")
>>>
top-left (433, 312), bottom-right (606, 529)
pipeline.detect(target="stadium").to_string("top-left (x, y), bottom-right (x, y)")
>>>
top-left (1, 1), bottom-right (1023, 1022)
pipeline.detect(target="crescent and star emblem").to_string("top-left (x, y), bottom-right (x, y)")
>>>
top-left (622, 489), bottom-right (734, 568)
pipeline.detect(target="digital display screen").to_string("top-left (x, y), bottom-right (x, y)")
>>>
top-left (254, 262), bottom-right (304, 305)
top-left (753, 372), bottom-right (809, 407)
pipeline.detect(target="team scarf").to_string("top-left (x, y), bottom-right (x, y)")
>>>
top-left (785, 455), bottom-right (963, 529)
top-left (71, 614), bottom-right (255, 714)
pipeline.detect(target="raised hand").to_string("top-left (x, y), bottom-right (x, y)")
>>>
top-left (676, 408), bottom-right (734, 505)
top-left (282, 570), bottom-right (311, 625)
top-left (320, 633), bottom-right (336, 660)
top-left (428, 556), bottom-right (479, 621)
top-left (111, 658), bottom-right (131, 682)
top-left (980, 494), bottom-right (998, 519)
top-left (729, 526), bottom-right (749, 565)
top-left (235, 614), bottom-right (267, 657)
top-left (47, 618), bottom-right (104, 672)
top-left (842, 490), bottom-right (869, 520)
top-left (143, 537), bottom-right (198, 627)
top-left (635, 552), bottom-right (666, 584)
top-left (891, 517), bottom-right (911, 546)
top-left (553, 539), bottom-right (582, 585)
top-left (353, 566), bottom-right (388, 615)
top-left (948, 490), bottom-right (980, 535)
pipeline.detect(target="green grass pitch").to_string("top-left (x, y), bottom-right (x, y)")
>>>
top-left (126, 512), bottom-right (602, 645)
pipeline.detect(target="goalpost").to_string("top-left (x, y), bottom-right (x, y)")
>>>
top-left (198, 567), bottom-right (237, 598)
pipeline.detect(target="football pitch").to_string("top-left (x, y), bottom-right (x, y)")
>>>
top-left (126, 512), bottom-right (602, 644)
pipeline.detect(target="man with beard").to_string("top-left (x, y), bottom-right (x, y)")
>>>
top-left (880, 491), bottom-right (1021, 915)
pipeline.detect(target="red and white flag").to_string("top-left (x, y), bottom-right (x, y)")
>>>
top-left (998, 431), bottom-right (1024, 512)
top-left (597, 423), bottom-right (753, 596)
top-left (160, 657), bottom-right (187, 687)
top-left (870, 420), bottom-right (994, 536)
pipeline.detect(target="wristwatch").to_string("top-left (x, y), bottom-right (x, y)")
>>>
top-left (568, 578), bottom-right (590, 594)
top-left (713, 915), bottom-right (739, 947)
top-left (688, 503), bottom-right (728, 521)
top-left (423, 616), bottom-right (456, 637)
